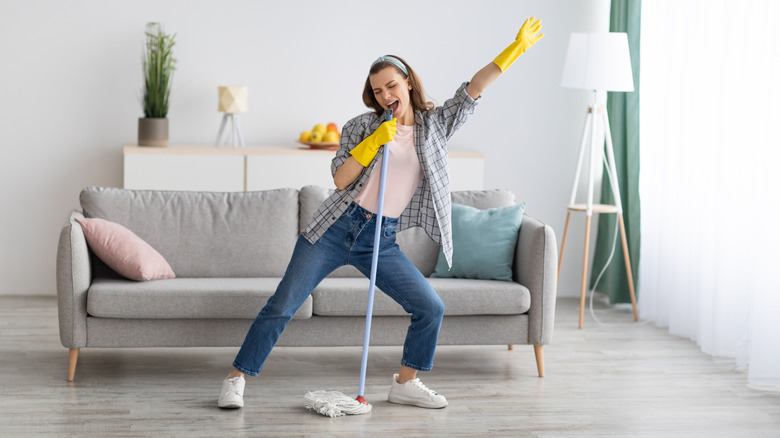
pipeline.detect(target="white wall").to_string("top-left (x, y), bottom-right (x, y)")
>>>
top-left (0, 0), bottom-right (610, 296)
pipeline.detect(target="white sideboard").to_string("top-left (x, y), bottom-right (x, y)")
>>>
top-left (123, 145), bottom-right (484, 192)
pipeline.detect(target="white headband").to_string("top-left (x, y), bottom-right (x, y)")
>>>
top-left (371, 56), bottom-right (409, 76)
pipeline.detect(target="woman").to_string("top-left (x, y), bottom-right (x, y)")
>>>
top-left (219, 17), bottom-right (544, 410)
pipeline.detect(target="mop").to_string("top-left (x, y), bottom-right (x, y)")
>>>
top-left (305, 109), bottom-right (393, 417)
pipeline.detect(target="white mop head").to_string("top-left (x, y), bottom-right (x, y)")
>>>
top-left (304, 390), bottom-right (372, 417)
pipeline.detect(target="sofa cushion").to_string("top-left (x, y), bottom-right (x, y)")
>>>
top-left (87, 277), bottom-right (312, 319)
top-left (311, 278), bottom-right (530, 316)
top-left (431, 202), bottom-right (526, 281)
top-left (80, 187), bottom-right (299, 278)
top-left (451, 189), bottom-right (516, 209)
top-left (75, 217), bottom-right (175, 281)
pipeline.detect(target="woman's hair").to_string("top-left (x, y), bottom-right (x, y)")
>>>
top-left (362, 55), bottom-right (435, 116)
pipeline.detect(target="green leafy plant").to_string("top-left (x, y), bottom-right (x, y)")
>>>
top-left (142, 22), bottom-right (176, 118)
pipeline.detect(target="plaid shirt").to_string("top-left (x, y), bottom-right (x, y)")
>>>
top-left (302, 81), bottom-right (479, 268)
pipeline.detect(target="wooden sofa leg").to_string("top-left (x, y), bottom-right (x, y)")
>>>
top-left (533, 345), bottom-right (545, 377)
top-left (67, 348), bottom-right (79, 382)
top-left (507, 344), bottom-right (514, 350)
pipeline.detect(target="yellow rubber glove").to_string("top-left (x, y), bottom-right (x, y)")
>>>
top-left (350, 118), bottom-right (397, 167)
top-left (493, 17), bottom-right (545, 72)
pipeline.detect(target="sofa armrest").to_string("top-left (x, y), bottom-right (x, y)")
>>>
top-left (56, 210), bottom-right (91, 349)
top-left (514, 214), bottom-right (558, 345)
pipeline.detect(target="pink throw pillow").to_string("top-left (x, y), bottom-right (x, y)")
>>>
top-left (75, 217), bottom-right (175, 281)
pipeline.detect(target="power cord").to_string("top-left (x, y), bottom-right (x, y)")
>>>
top-left (587, 154), bottom-right (649, 327)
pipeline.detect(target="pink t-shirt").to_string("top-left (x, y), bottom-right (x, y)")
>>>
top-left (354, 124), bottom-right (422, 218)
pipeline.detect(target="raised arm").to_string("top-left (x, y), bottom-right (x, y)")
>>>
top-left (466, 63), bottom-right (502, 100)
top-left (466, 17), bottom-right (544, 100)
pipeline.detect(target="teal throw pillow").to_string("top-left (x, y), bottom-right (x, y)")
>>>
top-left (431, 202), bottom-right (526, 281)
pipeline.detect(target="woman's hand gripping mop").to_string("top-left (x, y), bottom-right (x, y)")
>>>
top-left (304, 109), bottom-right (394, 417)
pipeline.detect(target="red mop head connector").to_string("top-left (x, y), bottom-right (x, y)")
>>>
top-left (356, 396), bottom-right (369, 405)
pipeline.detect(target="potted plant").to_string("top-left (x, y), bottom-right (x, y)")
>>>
top-left (138, 22), bottom-right (176, 146)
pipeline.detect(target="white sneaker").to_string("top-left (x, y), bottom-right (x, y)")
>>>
top-left (218, 376), bottom-right (245, 409)
top-left (387, 373), bottom-right (448, 408)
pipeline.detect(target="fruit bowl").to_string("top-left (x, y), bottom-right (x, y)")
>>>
top-left (298, 140), bottom-right (339, 151)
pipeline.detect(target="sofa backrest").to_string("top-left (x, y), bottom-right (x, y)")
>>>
top-left (80, 187), bottom-right (299, 278)
top-left (80, 186), bottom-right (518, 279)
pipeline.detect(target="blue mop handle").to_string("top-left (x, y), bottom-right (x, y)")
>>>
top-left (357, 109), bottom-right (393, 400)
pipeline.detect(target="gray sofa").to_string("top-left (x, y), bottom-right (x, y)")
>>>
top-left (57, 186), bottom-right (557, 381)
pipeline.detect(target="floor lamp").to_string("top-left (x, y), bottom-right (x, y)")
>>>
top-left (558, 32), bottom-right (638, 328)
top-left (216, 86), bottom-right (248, 148)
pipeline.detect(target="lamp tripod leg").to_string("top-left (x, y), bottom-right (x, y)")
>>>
top-left (558, 211), bottom-right (572, 285)
top-left (215, 114), bottom-right (228, 147)
top-left (617, 213), bottom-right (638, 321)
top-left (580, 214), bottom-right (592, 329)
top-left (568, 110), bottom-right (593, 206)
top-left (601, 109), bottom-right (638, 322)
top-left (230, 115), bottom-right (238, 148)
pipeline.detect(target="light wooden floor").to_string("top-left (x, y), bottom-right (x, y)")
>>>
top-left (1, 296), bottom-right (779, 437)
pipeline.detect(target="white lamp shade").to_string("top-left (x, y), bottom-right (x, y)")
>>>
top-left (561, 32), bottom-right (634, 92)
top-left (218, 86), bottom-right (248, 113)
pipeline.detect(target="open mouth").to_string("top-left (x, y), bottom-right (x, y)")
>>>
top-left (387, 100), bottom-right (399, 112)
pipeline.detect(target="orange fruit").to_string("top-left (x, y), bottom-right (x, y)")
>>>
top-left (323, 131), bottom-right (339, 143)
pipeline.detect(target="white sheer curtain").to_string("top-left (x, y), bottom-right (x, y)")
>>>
top-left (639, 0), bottom-right (780, 390)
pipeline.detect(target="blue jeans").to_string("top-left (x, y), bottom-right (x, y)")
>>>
top-left (232, 202), bottom-right (445, 377)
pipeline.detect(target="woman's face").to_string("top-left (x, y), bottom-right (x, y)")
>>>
top-left (369, 66), bottom-right (413, 124)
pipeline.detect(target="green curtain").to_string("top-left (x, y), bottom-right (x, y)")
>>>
top-left (588, 0), bottom-right (641, 304)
